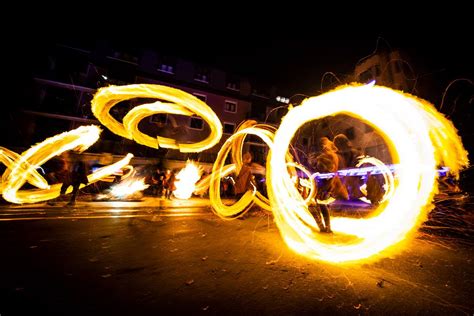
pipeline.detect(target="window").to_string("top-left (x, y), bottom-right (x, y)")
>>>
top-left (226, 81), bottom-right (240, 91)
top-left (193, 93), bottom-right (207, 103)
top-left (194, 67), bottom-right (209, 83)
top-left (226, 75), bottom-right (240, 91)
top-left (150, 114), bottom-right (168, 124)
top-left (108, 50), bottom-right (138, 65)
top-left (224, 101), bottom-right (237, 113)
top-left (223, 122), bottom-right (235, 134)
top-left (158, 63), bottom-right (174, 74)
top-left (189, 116), bottom-right (204, 130)
top-left (157, 56), bottom-right (175, 74)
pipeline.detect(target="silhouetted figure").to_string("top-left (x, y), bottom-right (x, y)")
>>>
top-left (151, 168), bottom-right (164, 197)
top-left (48, 157), bottom-right (89, 206)
top-left (234, 152), bottom-right (255, 199)
top-left (45, 155), bottom-right (69, 185)
top-left (163, 169), bottom-right (175, 199)
top-left (61, 160), bottom-right (89, 206)
top-left (310, 139), bottom-right (348, 233)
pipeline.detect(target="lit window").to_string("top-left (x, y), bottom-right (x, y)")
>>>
top-left (158, 63), bottom-right (174, 74)
top-left (224, 101), bottom-right (237, 113)
top-left (194, 67), bottom-right (209, 83)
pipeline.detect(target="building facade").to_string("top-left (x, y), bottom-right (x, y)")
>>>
top-left (11, 41), bottom-right (284, 169)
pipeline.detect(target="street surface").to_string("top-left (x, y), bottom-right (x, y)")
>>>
top-left (0, 196), bottom-right (472, 315)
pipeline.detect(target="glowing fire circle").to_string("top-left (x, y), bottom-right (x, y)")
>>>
top-left (209, 126), bottom-right (275, 218)
top-left (91, 84), bottom-right (222, 153)
top-left (267, 84), bottom-right (467, 263)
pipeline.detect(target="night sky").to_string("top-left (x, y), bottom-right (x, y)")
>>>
top-left (144, 35), bottom-right (473, 101)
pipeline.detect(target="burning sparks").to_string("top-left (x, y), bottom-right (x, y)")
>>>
top-left (110, 177), bottom-right (149, 199)
top-left (91, 84), bottom-right (222, 152)
top-left (173, 161), bottom-right (202, 199)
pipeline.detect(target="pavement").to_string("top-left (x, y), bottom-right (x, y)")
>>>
top-left (0, 195), bottom-right (214, 210)
top-left (0, 194), bottom-right (472, 314)
top-left (0, 208), bottom-right (473, 315)
top-left (0, 196), bottom-right (220, 221)
top-left (0, 195), bottom-right (376, 222)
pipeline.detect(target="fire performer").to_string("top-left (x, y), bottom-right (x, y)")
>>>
top-left (234, 152), bottom-right (255, 199)
top-left (310, 138), bottom-right (348, 233)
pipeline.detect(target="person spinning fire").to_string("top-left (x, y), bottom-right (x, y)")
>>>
top-left (309, 138), bottom-right (348, 233)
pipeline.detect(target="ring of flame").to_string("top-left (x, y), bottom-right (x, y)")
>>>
top-left (91, 84), bottom-right (222, 152)
top-left (209, 125), bottom-right (275, 218)
top-left (267, 84), bottom-right (468, 263)
top-left (287, 161), bottom-right (317, 204)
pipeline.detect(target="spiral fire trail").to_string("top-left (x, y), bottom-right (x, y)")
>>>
top-left (0, 126), bottom-right (133, 204)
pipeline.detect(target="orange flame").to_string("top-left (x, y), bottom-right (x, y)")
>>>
top-left (110, 177), bottom-right (149, 198)
top-left (173, 161), bottom-right (202, 199)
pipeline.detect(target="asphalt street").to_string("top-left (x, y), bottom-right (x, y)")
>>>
top-left (0, 196), bottom-right (472, 315)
